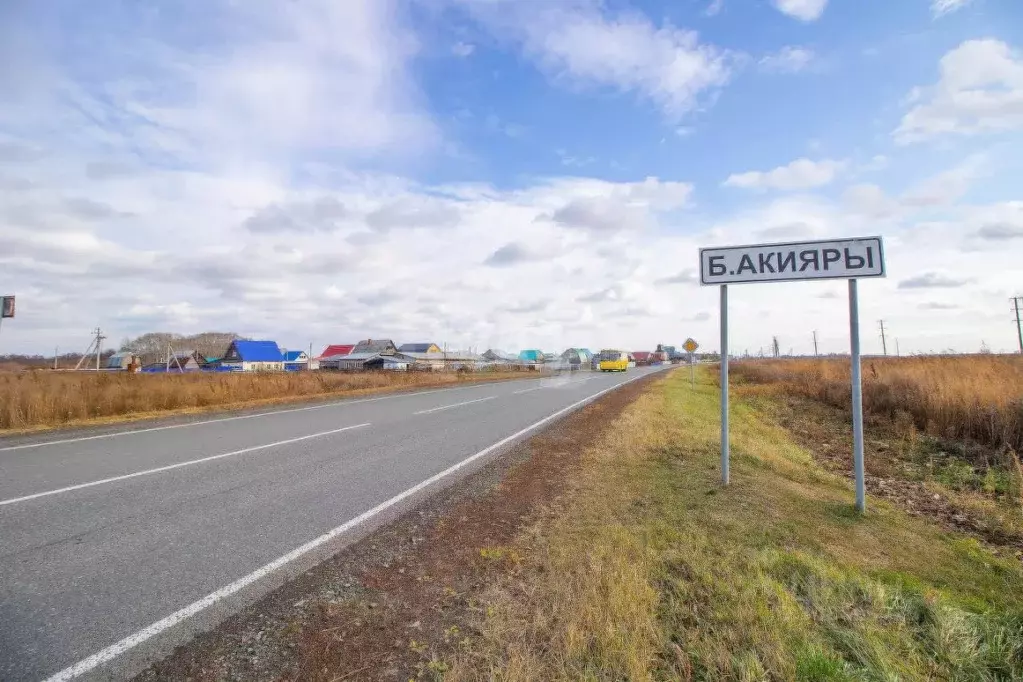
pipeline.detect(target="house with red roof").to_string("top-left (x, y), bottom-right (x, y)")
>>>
top-left (317, 344), bottom-right (354, 360)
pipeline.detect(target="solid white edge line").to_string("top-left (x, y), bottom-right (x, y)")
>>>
top-left (412, 395), bottom-right (496, 415)
top-left (0, 380), bottom-right (530, 453)
top-left (0, 423), bottom-right (371, 507)
top-left (42, 369), bottom-right (660, 682)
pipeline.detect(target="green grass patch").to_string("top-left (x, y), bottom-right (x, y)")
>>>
top-left (450, 370), bottom-right (1023, 682)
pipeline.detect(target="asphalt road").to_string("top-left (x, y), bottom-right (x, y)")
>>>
top-left (0, 366), bottom-right (667, 681)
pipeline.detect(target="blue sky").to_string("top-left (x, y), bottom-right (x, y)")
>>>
top-left (1, 0), bottom-right (1022, 356)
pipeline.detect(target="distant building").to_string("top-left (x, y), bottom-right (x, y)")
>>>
top-left (220, 340), bottom-right (284, 372)
top-left (282, 350), bottom-right (311, 371)
top-left (399, 351), bottom-right (481, 371)
top-left (352, 339), bottom-right (398, 355)
top-left (518, 349), bottom-right (543, 364)
top-left (560, 348), bottom-right (594, 368)
top-left (320, 352), bottom-right (409, 371)
top-left (482, 349), bottom-right (516, 362)
top-left (398, 343), bottom-right (442, 353)
top-left (317, 344), bottom-right (354, 359)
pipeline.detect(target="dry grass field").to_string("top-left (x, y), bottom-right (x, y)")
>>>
top-left (733, 355), bottom-right (1023, 455)
top-left (0, 369), bottom-right (530, 431)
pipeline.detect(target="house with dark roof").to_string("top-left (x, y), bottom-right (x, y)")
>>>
top-left (320, 352), bottom-right (410, 371)
top-left (352, 339), bottom-right (397, 355)
top-left (398, 342), bottom-right (441, 353)
top-left (220, 340), bottom-right (284, 372)
top-left (482, 349), bottom-right (516, 362)
top-left (317, 344), bottom-right (354, 359)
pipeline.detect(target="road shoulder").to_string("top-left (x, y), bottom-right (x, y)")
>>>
top-left (133, 370), bottom-right (663, 681)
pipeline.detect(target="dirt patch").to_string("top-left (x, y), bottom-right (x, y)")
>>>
top-left (763, 392), bottom-right (1023, 558)
top-left (135, 372), bottom-right (664, 682)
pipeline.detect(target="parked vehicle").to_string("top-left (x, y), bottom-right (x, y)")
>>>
top-left (598, 349), bottom-right (629, 372)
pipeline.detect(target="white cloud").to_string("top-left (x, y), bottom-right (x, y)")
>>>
top-left (771, 0), bottom-right (828, 22)
top-left (1, 2), bottom-right (1021, 357)
top-left (705, 0), bottom-right (725, 17)
top-left (451, 2), bottom-right (731, 117)
top-left (895, 39), bottom-right (1023, 143)
top-left (723, 158), bottom-right (845, 191)
top-left (931, 0), bottom-right (974, 17)
top-left (842, 184), bottom-right (902, 218)
top-left (452, 41), bottom-right (475, 57)
top-left (758, 46), bottom-right (816, 73)
top-left (901, 155), bottom-right (985, 206)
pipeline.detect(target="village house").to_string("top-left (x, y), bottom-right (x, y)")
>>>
top-left (220, 340), bottom-right (285, 372)
top-left (398, 342), bottom-right (441, 353)
top-left (352, 339), bottom-right (398, 355)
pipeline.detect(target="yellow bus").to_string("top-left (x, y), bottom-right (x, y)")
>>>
top-left (598, 349), bottom-right (629, 372)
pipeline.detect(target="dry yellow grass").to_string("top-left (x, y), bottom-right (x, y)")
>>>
top-left (0, 369), bottom-right (529, 431)
top-left (447, 369), bottom-right (1023, 681)
top-left (734, 355), bottom-right (1023, 454)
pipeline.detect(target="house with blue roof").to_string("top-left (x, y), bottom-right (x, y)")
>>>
top-left (220, 340), bottom-right (284, 372)
top-left (282, 350), bottom-right (311, 371)
top-left (518, 349), bottom-right (543, 364)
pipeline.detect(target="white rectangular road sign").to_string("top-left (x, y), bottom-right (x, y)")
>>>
top-left (699, 236), bottom-right (884, 286)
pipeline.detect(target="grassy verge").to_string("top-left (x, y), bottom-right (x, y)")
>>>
top-left (448, 369), bottom-right (1023, 681)
top-left (0, 369), bottom-right (533, 433)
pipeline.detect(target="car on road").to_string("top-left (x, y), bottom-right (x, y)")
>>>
top-left (598, 349), bottom-right (629, 372)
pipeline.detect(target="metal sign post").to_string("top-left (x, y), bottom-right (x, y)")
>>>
top-left (683, 337), bottom-right (699, 389)
top-left (699, 237), bottom-right (885, 511)
top-left (719, 286), bottom-right (729, 486)
top-left (848, 279), bottom-right (866, 511)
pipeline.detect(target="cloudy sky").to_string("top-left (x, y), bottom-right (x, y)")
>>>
top-left (2, 0), bottom-right (1022, 356)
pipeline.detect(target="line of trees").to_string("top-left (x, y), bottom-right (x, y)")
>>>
top-left (119, 332), bottom-right (242, 365)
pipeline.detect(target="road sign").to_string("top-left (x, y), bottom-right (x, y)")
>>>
top-left (700, 236), bottom-right (886, 513)
top-left (683, 338), bottom-right (698, 354)
top-left (1, 296), bottom-right (14, 319)
top-left (699, 236), bottom-right (885, 286)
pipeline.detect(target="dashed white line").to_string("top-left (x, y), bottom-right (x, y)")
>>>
top-left (513, 386), bottom-right (543, 395)
top-left (413, 395), bottom-right (496, 415)
top-left (41, 370), bottom-right (656, 682)
top-left (0, 423), bottom-right (371, 507)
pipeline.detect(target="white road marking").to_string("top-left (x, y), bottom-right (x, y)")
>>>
top-left (0, 381), bottom-right (527, 453)
top-left (0, 423), bottom-right (371, 507)
top-left (413, 395), bottom-right (496, 415)
top-left (41, 369), bottom-right (660, 682)
top-left (513, 386), bottom-right (543, 394)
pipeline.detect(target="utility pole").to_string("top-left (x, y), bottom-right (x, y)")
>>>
top-left (878, 320), bottom-right (888, 356)
top-left (94, 327), bottom-right (105, 370)
top-left (54, 346), bottom-right (58, 370)
top-left (1013, 296), bottom-right (1023, 354)
top-left (772, 336), bottom-right (780, 358)
top-left (812, 330), bottom-right (819, 357)
top-left (896, 338), bottom-right (901, 357)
